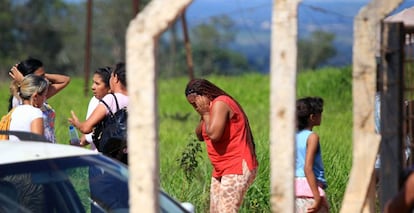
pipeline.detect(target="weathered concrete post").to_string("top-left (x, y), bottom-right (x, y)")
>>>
top-left (340, 0), bottom-right (402, 212)
top-left (270, 0), bottom-right (301, 212)
top-left (126, 0), bottom-right (192, 212)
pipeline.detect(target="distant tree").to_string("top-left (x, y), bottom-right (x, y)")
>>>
top-left (192, 15), bottom-right (235, 48)
top-left (157, 20), bottom-right (181, 78)
top-left (189, 15), bottom-right (249, 76)
top-left (0, 0), bottom-right (74, 77)
top-left (0, 0), bottom-right (17, 76)
top-left (298, 30), bottom-right (336, 71)
top-left (157, 15), bottom-right (250, 78)
top-left (65, 0), bottom-right (149, 74)
top-left (12, 0), bottom-right (73, 73)
top-left (0, 0), bottom-right (247, 79)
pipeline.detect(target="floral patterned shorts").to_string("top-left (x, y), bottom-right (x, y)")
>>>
top-left (209, 160), bottom-right (257, 213)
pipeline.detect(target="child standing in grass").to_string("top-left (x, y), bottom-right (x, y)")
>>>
top-left (295, 97), bottom-right (329, 213)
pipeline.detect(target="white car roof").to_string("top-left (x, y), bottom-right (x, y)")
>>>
top-left (0, 141), bottom-right (98, 165)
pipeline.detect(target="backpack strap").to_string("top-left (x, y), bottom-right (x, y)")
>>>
top-left (100, 100), bottom-right (113, 116)
top-left (100, 93), bottom-right (121, 116)
top-left (112, 93), bottom-right (120, 112)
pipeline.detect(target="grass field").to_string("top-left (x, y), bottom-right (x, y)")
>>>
top-left (0, 66), bottom-right (353, 212)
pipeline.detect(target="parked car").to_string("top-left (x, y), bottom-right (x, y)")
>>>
top-left (0, 132), bottom-right (194, 213)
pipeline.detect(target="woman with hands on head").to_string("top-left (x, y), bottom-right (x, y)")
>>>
top-left (185, 78), bottom-right (258, 213)
top-left (8, 74), bottom-right (49, 141)
top-left (8, 57), bottom-right (70, 143)
top-left (9, 58), bottom-right (70, 108)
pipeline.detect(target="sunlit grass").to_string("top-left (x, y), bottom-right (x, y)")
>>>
top-left (0, 67), bottom-right (353, 213)
top-left (158, 68), bottom-right (352, 213)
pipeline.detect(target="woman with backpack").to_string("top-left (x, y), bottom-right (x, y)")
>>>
top-left (68, 62), bottom-right (128, 152)
top-left (76, 66), bottom-right (112, 151)
top-left (69, 62), bottom-right (128, 212)
top-left (8, 57), bottom-right (71, 143)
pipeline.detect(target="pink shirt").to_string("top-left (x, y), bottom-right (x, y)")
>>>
top-left (100, 93), bottom-right (128, 114)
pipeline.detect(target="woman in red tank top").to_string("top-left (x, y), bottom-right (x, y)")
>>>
top-left (185, 79), bottom-right (258, 213)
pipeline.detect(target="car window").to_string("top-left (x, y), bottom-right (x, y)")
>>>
top-left (0, 155), bottom-right (129, 213)
top-left (0, 152), bottom-right (190, 213)
top-left (67, 167), bottom-right (92, 211)
top-left (1, 172), bottom-right (83, 213)
top-left (159, 191), bottom-right (190, 213)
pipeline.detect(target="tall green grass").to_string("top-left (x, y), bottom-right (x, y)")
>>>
top-left (297, 67), bottom-right (353, 212)
top-left (0, 67), bottom-right (352, 212)
top-left (158, 68), bottom-right (352, 213)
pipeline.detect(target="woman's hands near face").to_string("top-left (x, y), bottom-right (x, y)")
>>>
top-left (187, 94), bottom-right (211, 115)
top-left (195, 95), bottom-right (210, 115)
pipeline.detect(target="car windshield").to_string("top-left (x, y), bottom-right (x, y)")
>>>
top-left (0, 154), bottom-right (188, 213)
top-left (0, 154), bottom-right (128, 213)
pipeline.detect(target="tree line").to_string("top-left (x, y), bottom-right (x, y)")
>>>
top-left (0, 0), bottom-right (336, 80)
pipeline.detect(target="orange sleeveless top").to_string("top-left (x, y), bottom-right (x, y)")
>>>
top-left (202, 95), bottom-right (258, 177)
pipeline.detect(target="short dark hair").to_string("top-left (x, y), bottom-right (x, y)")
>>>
top-left (16, 57), bottom-right (43, 76)
top-left (113, 62), bottom-right (126, 87)
top-left (296, 97), bottom-right (324, 131)
top-left (94, 67), bottom-right (112, 88)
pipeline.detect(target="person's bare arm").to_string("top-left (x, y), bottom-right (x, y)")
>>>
top-left (384, 173), bottom-right (414, 213)
top-left (304, 133), bottom-right (322, 213)
top-left (200, 100), bottom-right (230, 143)
top-left (195, 119), bottom-right (204, 141)
top-left (31, 118), bottom-right (44, 136)
top-left (8, 66), bottom-right (70, 99)
top-left (78, 134), bottom-right (89, 146)
top-left (44, 73), bottom-right (70, 99)
top-left (69, 104), bottom-right (106, 134)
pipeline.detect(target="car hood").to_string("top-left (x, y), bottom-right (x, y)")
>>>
top-left (0, 141), bottom-right (97, 164)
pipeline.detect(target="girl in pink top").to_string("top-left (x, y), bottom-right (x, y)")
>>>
top-left (185, 79), bottom-right (258, 213)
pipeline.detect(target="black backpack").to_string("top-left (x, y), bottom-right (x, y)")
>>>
top-left (93, 93), bottom-right (128, 164)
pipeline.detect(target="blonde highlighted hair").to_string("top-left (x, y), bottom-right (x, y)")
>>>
top-left (10, 74), bottom-right (48, 101)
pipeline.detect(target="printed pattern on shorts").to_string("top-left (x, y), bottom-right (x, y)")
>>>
top-left (209, 160), bottom-right (257, 213)
top-left (295, 197), bottom-right (329, 213)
